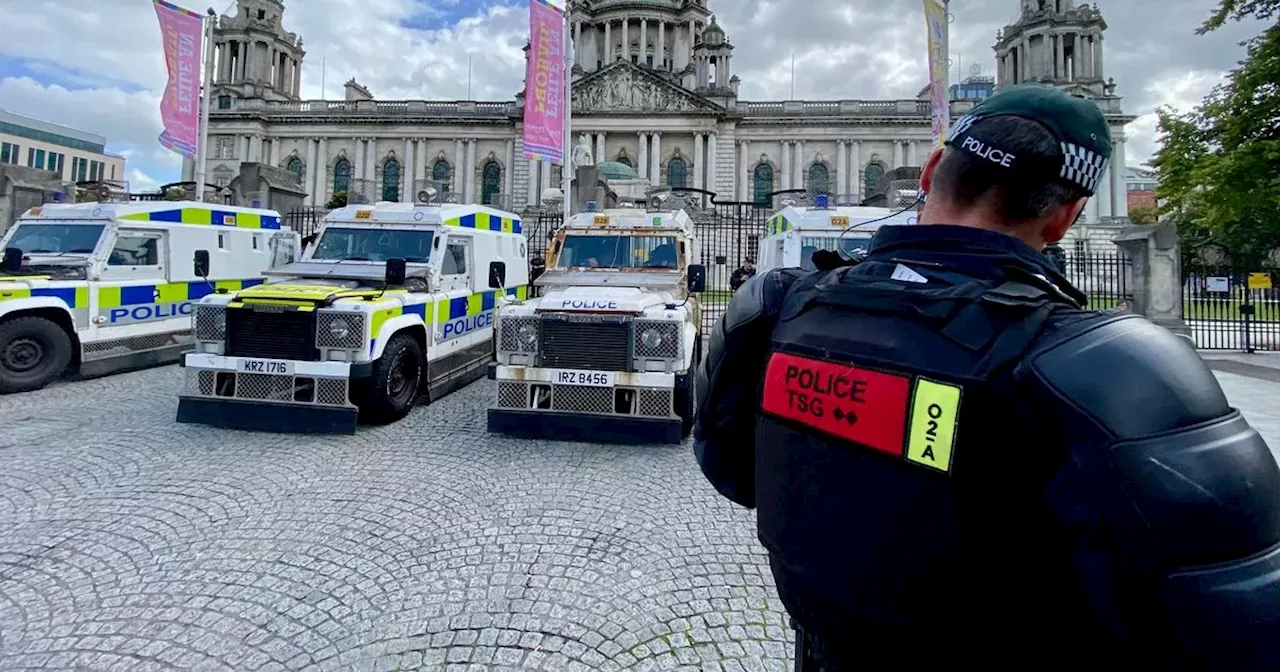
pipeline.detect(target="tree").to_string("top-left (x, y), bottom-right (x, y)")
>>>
top-left (1152, 3), bottom-right (1280, 257)
top-left (325, 191), bottom-right (348, 209)
top-left (1128, 205), bottom-right (1158, 225)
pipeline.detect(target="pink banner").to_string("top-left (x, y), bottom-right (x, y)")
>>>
top-left (522, 0), bottom-right (566, 164)
top-left (153, 0), bottom-right (203, 160)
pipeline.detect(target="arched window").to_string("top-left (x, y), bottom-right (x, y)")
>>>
top-left (753, 163), bottom-right (774, 205)
top-left (382, 159), bottom-right (400, 201)
top-left (808, 163), bottom-right (830, 195)
top-left (864, 162), bottom-right (885, 197)
top-left (617, 156), bottom-right (632, 168)
top-left (667, 157), bottom-right (687, 188)
top-left (481, 161), bottom-right (501, 205)
top-left (287, 157), bottom-right (304, 185)
top-left (432, 159), bottom-right (451, 191)
top-left (333, 158), bottom-right (350, 194)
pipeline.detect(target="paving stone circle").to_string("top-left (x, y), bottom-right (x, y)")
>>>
top-left (0, 366), bottom-right (795, 671)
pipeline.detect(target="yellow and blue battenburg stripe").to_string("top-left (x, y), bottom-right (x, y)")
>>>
top-left (0, 286), bottom-right (91, 307)
top-left (443, 213), bottom-right (522, 235)
top-left (767, 214), bottom-right (793, 236)
top-left (97, 279), bottom-right (266, 308)
top-left (119, 208), bottom-right (281, 230)
top-left (368, 285), bottom-right (531, 352)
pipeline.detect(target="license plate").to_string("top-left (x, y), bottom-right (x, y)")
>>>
top-left (237, 358), bottom-right (294, 375)
top-left (552, 369), bottom-right (614, 387)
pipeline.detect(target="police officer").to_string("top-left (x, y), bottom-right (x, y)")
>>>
top-left (693, 84), bottom-right (1280, 671)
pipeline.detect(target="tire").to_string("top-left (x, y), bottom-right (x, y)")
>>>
top-left (358, 333), bottom-right (424, 425)
top-left (675, 333), bottom-right (702, 437)
top-left (0, 316), bottom-right (72, 394)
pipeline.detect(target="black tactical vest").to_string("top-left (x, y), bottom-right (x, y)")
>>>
top-left (755, 264), bottom-right (1081, 663)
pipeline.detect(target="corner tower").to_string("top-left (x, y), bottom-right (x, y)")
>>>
top-left (993, 0), bottom-right (1114, 99)
top-left (212, 0), bottom-right (305, 101)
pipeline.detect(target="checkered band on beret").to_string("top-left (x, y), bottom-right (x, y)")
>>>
top-left (1060, 141), bottom-right (1109, 193)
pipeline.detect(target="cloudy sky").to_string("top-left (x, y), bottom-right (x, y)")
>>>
top-left (0, 0), bottom-right (1264, 192)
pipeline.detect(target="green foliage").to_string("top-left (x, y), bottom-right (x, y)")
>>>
top-left (1153, 4), bottom-right (1280, 258)
top-left (1128, 205), bottom-right (1158, 225)
top-left (325, 191), bottom-right (348, 209)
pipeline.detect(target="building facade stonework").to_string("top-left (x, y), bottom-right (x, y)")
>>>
top-left (192, 0), bottom-right (1135, 239)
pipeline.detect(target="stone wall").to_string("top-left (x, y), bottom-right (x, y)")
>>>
top-left (0, 165), bottom-right (69, 235)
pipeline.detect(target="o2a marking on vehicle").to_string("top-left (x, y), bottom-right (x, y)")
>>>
top-left (237, 358), bottom-right (294, 375)
top-left (552, 369), bottom-right (614, 387)
top-left (760, 352), bottom-right (962, 473)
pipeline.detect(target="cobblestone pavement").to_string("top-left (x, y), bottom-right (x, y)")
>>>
top-left (0, 366), bottom-right (792, 671)
top-left (2, 365), bottom-right (1276, 672)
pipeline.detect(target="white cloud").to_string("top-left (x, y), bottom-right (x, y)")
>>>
top-left (0, 0), bottom-right (1263, 186)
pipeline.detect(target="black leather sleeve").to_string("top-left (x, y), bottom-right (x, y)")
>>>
top-left (1021, 315), bottom-right (1280, 670)
top-left (693, 268), bottom-right (810, 508)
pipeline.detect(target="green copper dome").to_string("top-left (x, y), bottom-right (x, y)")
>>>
top-left (596, 161), bottom-right (638, 180)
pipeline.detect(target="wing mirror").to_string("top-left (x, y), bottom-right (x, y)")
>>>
top-left (488, 260), bottom-right (507, 289)
top-left (193, 249), bottom-right (210, 278)
top-left (687, 264), bottom-right (706, 293)
top-left (384, 257), bottom-right (407, 286)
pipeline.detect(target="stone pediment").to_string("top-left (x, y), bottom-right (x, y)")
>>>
top-left (572, 61), bottom-right (722, 115)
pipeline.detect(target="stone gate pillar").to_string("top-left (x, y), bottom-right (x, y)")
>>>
top-left (1112, 222), bottom-right (1192, 338)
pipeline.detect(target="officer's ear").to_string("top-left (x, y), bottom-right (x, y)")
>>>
top-left (1042, 197), bottom-right (1087, 244)
top-left (920, 147), bottom-right (945, 194)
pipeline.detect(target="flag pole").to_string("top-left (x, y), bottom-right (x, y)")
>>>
top-left (561, 7), bottom-right (573, 224)
top-left (194, 6), bottom-right (216, 201)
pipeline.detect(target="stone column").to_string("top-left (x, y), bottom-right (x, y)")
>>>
top-left (465, 139), bottom-right (478, 203)
top-left (658, 21), bottom-right (666, 69)
top-left (269, 137), bottom-right (281, 166)
top-left (403, 138), bottom-right (415, 200)
top-left (415, 139), bottom-right (427, 185)
top-left (314, 137), bottom-right (328, 205)
top-left (240, 135), bottom-right (251, 161)
top-left (649, 132), bottom-right (661, 184)
top-left (1097, 164), bottom-right (1113, 220)
top-left (621, 19), bottom-right (629, 61)
top-left (539, 159), bottom-right (551, 195)
top-left (304, 138), bottom-right (317, 206)
top-left (693, 132), bottom-right (705, 191)
top-left (1094, 33), bottom-right (1104, 78)
top-left (292, 58), bottom-right (301, 96)
top-left (504, 139), bottom-right (515, 201)
top-left (527, 158), bottom-right (539, 205)
top-left (707, 131), bottom-right (718, 196)
top-left (594, 132), bottom-right (605, 163)
top-left (1112, 136), bottom-right (1128, 219)
top-left (907, 140), bottom-right (918, 168)
top-left (1112, 223), bottom-right (1192, 339)
top-left (1054, 34), bottom-right (1064, 80)
top-left (1020, 38), bottom-right (1030, 81)
top-left (794, 140), bottom-right (804, 189)
top-left (836, 141), bottom-right (847, 196)
top-left (604, 21), bottom-right (612, 62)
top-left (366, 139), bottom-right (378, 188)
top-left (780, 141), bottom-right (791, 190)
top-left (354, 138), bottom-right (365, 180)
top-left (637, 132), bottom-right (648, 180)
top-left (739, 140), bottom-right (751, 200)
top-left (640, 19), bottom-right (648, 65)
top-left (454, 139), bottom-right (465, 196)
top-left (1073, 34), bottom-right (1082, 80)
top-left (849, 140), bottom-right (861, 202)
top-left (574, 21), bottom-right (582, 66)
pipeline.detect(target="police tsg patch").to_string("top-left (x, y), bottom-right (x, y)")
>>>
top-left (760, 352), bottom-right (962, 473)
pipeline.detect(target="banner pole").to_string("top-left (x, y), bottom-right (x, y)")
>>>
top-left (561, 7), bottom-right (573, 224)
top-left (194, 7), bottom-right (216, 200)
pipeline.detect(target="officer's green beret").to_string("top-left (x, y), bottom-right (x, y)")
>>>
top-left (944, 84), bottom-right (1112, 194)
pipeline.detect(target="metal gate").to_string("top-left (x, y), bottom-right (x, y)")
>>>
top-left (691, 195), bottom-right (771, 335)
top-left (1183, 244), bottom-right (1280, 352)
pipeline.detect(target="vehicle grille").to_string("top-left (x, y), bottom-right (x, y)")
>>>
top-left (539, 315), bottom-right (630, 371)
top-left (225, 307), bottom-right (320, 361)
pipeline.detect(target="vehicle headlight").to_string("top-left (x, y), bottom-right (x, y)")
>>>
top-left (517, 322), bottom-right (538, 347)
top-left (640, 327), bottom-right (663, 349)
top-left (328, 318), bottom-right (351, 341)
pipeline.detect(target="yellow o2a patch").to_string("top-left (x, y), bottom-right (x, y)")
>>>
top-left (905, 378), bottom-right (962, 472)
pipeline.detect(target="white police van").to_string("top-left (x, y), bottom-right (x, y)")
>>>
top-left (0, 200), bottom-right (297, 393)
top-left (488, 197), bottom-right (706, 444)
top-left (757, 201), bottom-right (917, 273)
top-left (177, 200), bottom-right (529, 434)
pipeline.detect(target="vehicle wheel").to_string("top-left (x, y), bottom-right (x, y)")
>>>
top-left (0, 316), bottom-right (72, 394)
top-left (359, 333), bottom-right (424, 425)
top-left (675, 334), bottom-right (702, 437)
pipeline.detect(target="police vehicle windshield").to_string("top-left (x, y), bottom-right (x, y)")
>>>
top-left (310, 227), bottom-right (435, 263)
top-left (800, 235), bottom-right (873, 271)
top-left (5, 222), bottom-right (105, 255)
top-left (556, 234), bottom-right (678, 269)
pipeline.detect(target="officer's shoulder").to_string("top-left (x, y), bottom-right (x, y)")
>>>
top-left (1020, 311), bottom-right (1229, 438)
top-left (722, 268), bottom-right (811, 331)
